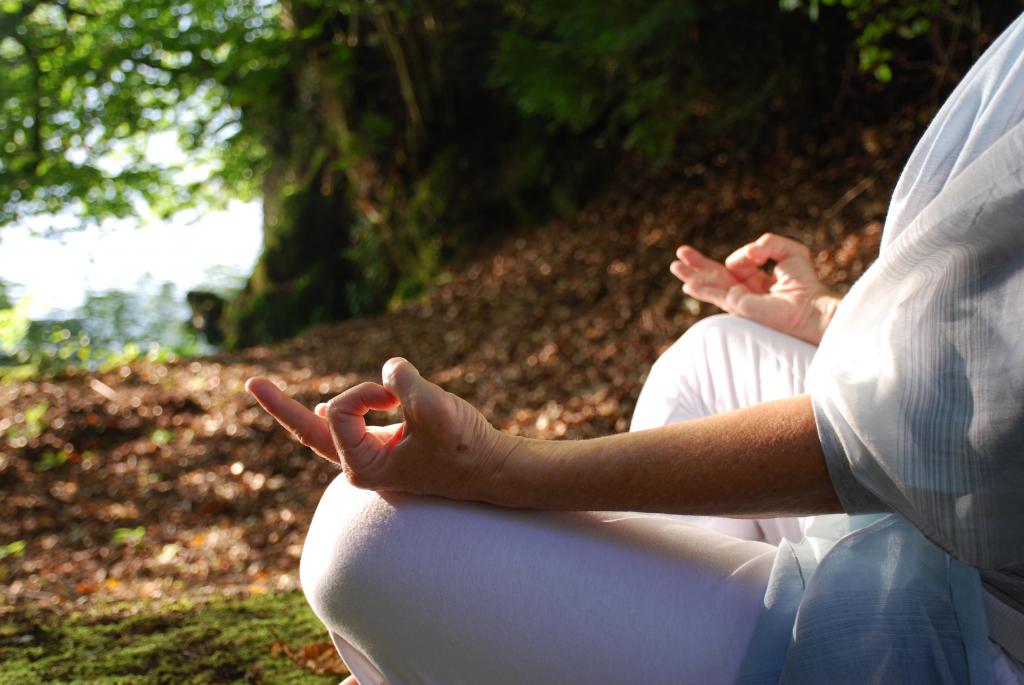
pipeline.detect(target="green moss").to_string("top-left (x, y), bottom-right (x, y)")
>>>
top-left (0, 592), bottom-right (343, 685)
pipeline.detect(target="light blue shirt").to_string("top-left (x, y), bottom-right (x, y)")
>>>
top-left (738, 12), bottom-right (1024, 684)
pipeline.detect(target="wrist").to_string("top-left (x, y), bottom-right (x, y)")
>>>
top-left (811, 291), bottom-right (842, 344)
top-left (477, 431), bottom-right (533, 508)
top-left (479, 433), bottom-right (576, 509)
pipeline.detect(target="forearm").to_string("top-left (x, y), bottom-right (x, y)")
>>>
top-left (482, 395), bottom-right (843, 517)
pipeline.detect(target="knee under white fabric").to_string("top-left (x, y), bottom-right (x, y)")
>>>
top-left (299, 313), bottom-right (1022, 682)
top-left (299, 315), bottom-right (810, 684)
top-left (302, 477), bottom-right (777, 685)
top-left (631, 315), bottom-right (818, 432)
top-left (631, 315), bottom-right (818, 545)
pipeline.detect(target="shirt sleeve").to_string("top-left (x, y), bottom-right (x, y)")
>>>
top-left (881, 11), bottom-right (1024, 247)
top-left (807, 120), bottom-right (1024, 571)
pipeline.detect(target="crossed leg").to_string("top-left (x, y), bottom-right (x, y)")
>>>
top-left (630, 314), bottom-right (817, 544)
top-left (299, 315), bottom-right (816, 684)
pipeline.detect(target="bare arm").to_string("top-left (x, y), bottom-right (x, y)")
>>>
top-left (246, 235), bottom-right (849, 515)
top-left (484, 395), bottom-right (840, 516)
top-left (248, 363), bottom-right (842, 517)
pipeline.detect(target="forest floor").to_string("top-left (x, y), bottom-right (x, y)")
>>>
top-left (0, 104), bottom-right (930, 683)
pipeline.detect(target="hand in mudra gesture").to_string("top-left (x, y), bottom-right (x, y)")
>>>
top-left (670, 232), bottom-right (841, 345)
top-left (246, 358), bottom-right (512, 499)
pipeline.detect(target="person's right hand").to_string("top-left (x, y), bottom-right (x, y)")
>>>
top-left (670, 232), bottom-right (841, 345)
top-left (246, 358), bottom-right (517, 503)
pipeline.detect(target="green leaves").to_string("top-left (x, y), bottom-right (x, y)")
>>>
top-left (0, 540), bottom-right (25, 561)
top-left (490, 0), bottom-right (820, 162)
top-left (150, 428), bottom-right (173, 445)
top-left (0, 0), bottom-right (999, 348)
top-left (490, 0), bottom-right (697, 142)
top-left (111, 526), bottom-right (146, 546)
top-left (0, 297), bottom-right (32, 356)
top-left (780, 0), bottom-right (955, 83)
top-left (23, 401), bottom-right (48, 436)
top-left (0, 0), bottom-right (281, 227)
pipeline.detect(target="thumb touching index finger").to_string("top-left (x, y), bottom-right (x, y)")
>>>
top-left (326, 382), bottom-right (400, 460)
top-left (727, 233), bottom-right (810, 273)
top-left (381, 357), bottom-right (423, 402)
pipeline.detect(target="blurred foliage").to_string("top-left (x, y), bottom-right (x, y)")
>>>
top-left (0, 0), bottom-right (276, 226)
top-left (111, 525), bottom-right (146, 546)
top-left (0, 540), bottom-right (26, 562)
top-left (490, 0), bottom-right (827, 163)
top-left (21, 400), bottom-right (49, 441)
top-left (1, 0), bottom-right (1018, 345)
top-left (780, 0), bottom-right (974, 82)
top-left (0, 280), bottom-right (208, 380)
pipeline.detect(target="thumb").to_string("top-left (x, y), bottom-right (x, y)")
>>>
top-left (382, 357), bottom-right (427, 404)
top-left (382, 357), bottom-right (453, 432)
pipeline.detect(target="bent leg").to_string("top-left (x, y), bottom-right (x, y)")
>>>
top-left (631, 314), bottom-right (818, 543)
top-left (301, 476), bottom-right (776, 685)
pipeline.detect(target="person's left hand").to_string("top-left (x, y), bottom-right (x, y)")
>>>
top-left (670, 233), bottom-right (840, 345)
top-left (246, 358), bottom-right (515, 501)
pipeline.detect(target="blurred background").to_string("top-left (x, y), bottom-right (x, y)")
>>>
top-left (2, 1), bottom-right (1022, 681)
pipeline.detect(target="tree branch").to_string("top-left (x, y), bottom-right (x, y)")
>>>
top-left (372, 9), bottom-right (425, 158)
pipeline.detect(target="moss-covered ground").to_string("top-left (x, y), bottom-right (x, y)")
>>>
top-left (0, 592), bottom-right (345, 685)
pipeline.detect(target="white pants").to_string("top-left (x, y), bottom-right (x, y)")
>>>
top-left (300, 315), bottom-right (815, 685)
top-left (301, 314), bottom-right (1024, 684)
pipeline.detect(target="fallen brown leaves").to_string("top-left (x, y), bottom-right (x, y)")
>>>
top-left (269, 630), bottom-right (349, 676)
top-left (0, 109), bottom-right (920, 614)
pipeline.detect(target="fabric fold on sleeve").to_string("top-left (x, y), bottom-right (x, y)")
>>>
top-left (810, 395), bottom-right (887, 515)
top-left (807, 119), bottom-right (1024, 571)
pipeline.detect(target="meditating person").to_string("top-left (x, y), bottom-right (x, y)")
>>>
top-left (247, 12), bottom-right (1024, 685)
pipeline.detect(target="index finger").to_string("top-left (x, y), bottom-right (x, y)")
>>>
top-left (725, 233), bottom-right (808, 284)
top-left (672, 245), bottom-right (740, 291)
top-left (246, 377), bottom-right (338, 462)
